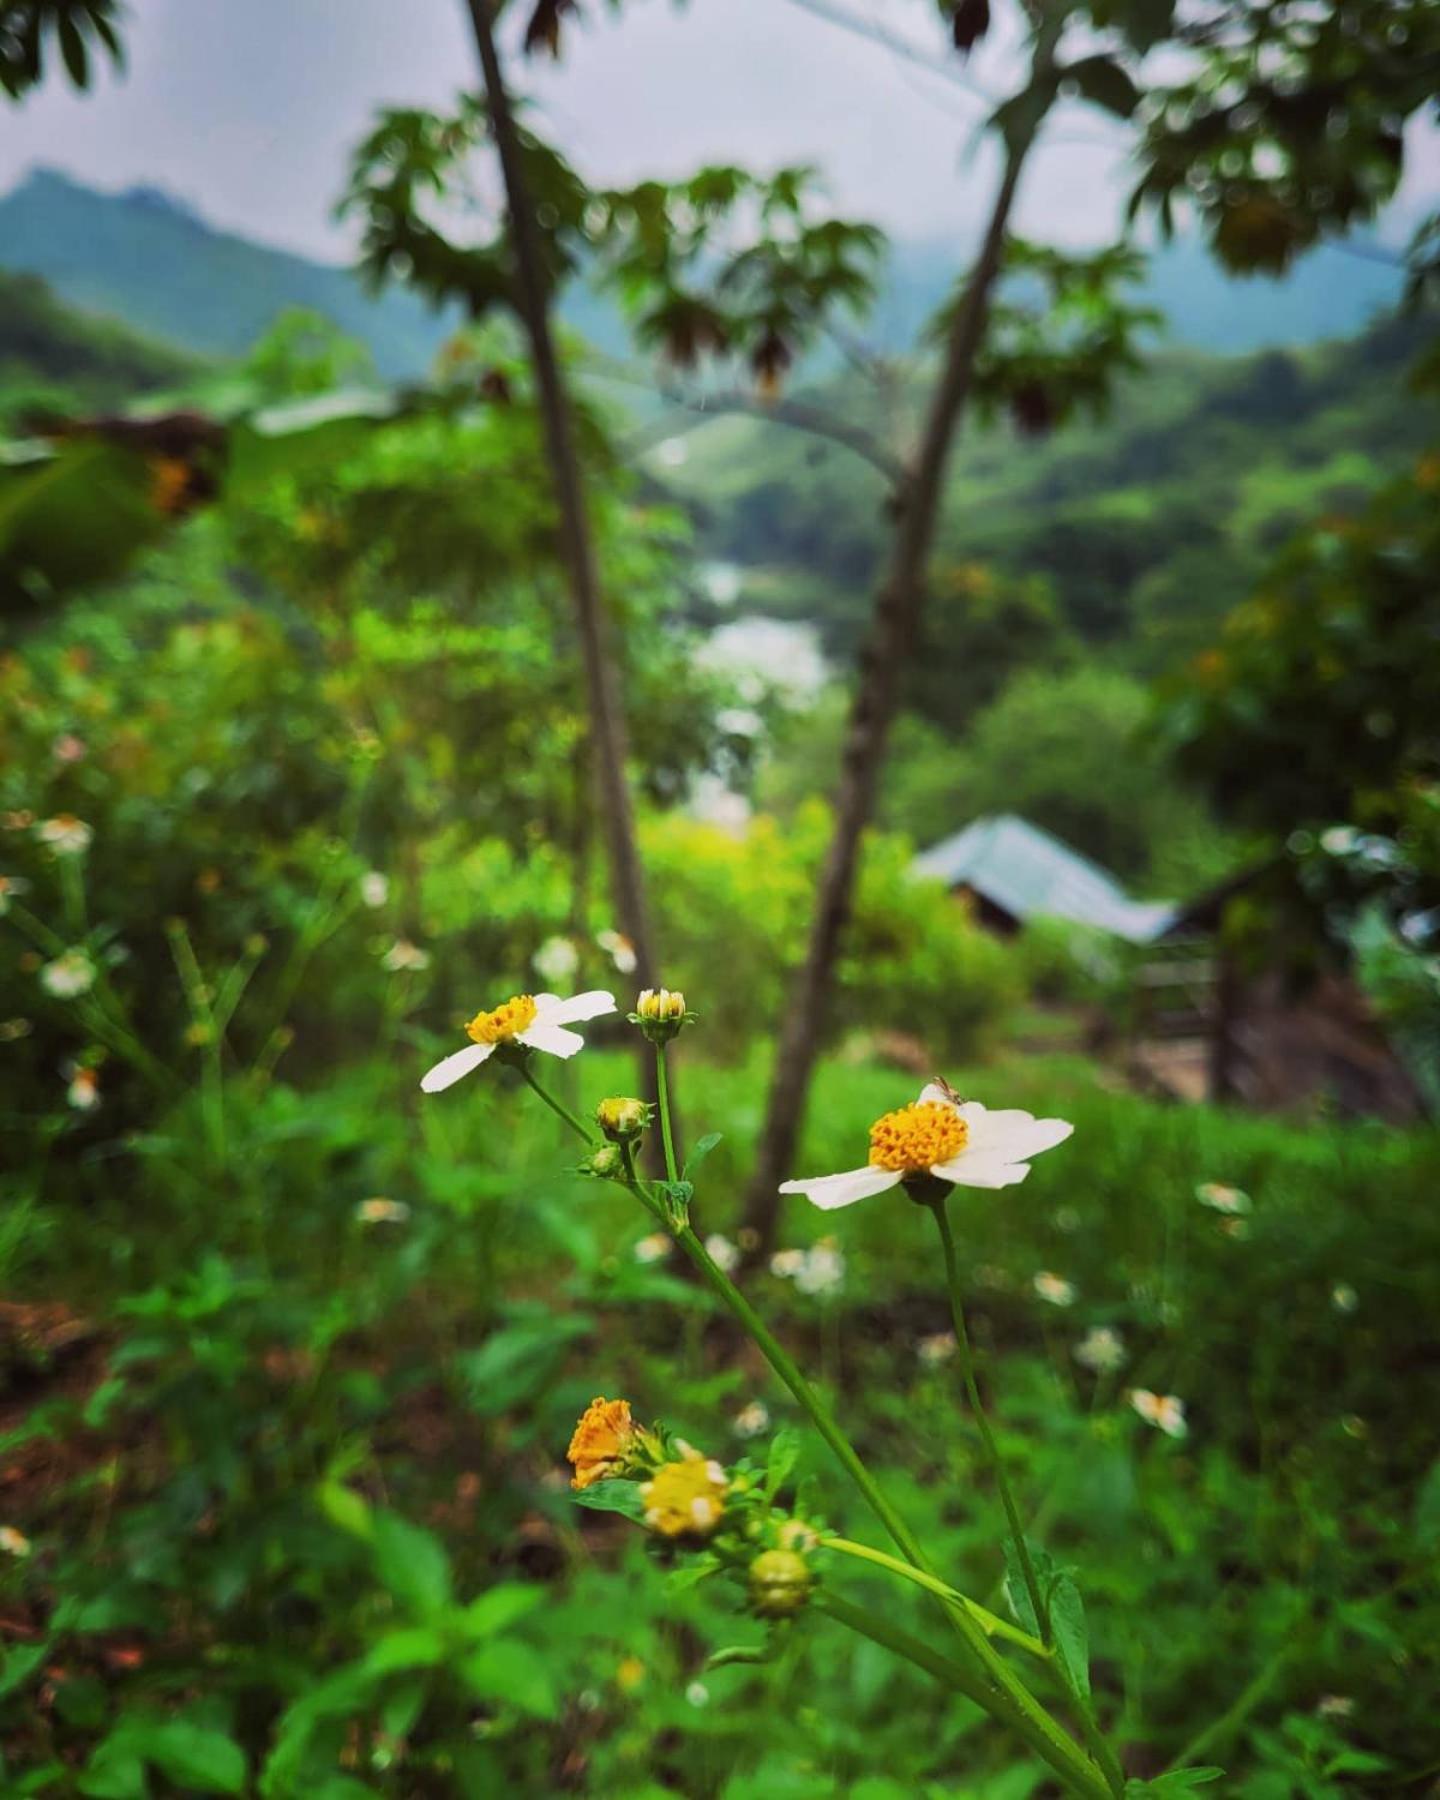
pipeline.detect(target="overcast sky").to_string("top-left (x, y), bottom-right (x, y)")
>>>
top-left (1, 0), bottom-right (1434, 264)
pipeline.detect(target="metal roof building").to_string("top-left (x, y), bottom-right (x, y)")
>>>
top-left (913, 813), bottom-right (1176, 945)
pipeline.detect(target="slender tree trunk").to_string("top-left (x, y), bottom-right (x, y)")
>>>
top-left (464, 0), bottom-right (658, 1003)
top-left (738, 132), bottom-right (1034, 1258)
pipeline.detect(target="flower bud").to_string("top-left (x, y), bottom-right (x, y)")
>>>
top-left (632, 987), bottom-right (692, 1042)
top-left (596, 1095), bottom-right (650, 1142)
top-left (582, 1143), bottom-right (626, 1180)
top-left (747, 1547), bottom-right (813, 1617)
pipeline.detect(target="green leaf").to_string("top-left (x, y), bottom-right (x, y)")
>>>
top-left (460, 1582), bottom-right (544, 1639)
top-left (452, 1311), bottom-right (592, 1418)
top-left (1126, 1771), bottom-right (1224, 1795)
top-left (108, 1718), bottom-right (246, 1795)
top-left (684, 1133), bottom-right (723, 1178)
top-left (571, 1477), bottom-right (647, 1521)
top-left (0, 1642), bottom-right (49, 1701)
top-left (665, 1556), bottom-right (719, 1594)
top-left (360, 1627), bottom-right (447, 1675)
top-left (316, 1479), bottom-right (373, 1543)
top-left (1048, 1574), bottom-right (1090, 1700)
top-left (1001, 1537), bottom-right (1052, 1639)
top-left (77, 1751), bottom-right (148, 1800)
top-left (460, 1639), bottom-right (558, 1718)
top-left (371, 1512), bottom-right (453, 1617)
top-left (764, 1428), bottom-right (801, 1500)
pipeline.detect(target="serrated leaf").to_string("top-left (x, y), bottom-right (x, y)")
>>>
top-left (571, 1477), bottom-right (647, 1521)
top-left (1048, 1573), bottom-right (1090, 1700)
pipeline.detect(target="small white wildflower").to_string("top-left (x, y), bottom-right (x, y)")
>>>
top-left (356, 1197), bottom-right (411, 1224)
top-left (769, 1249), bottom-right (806, 1279)
top-left (51, 733), bottom-right (87, 765)
top-left (1195, 1181), bottom-right (1251, 1215)
top-left (1316, 1695), bottom-right (1354, 1720)
top-left (36, 814), bottom-right (92, 856)
top-left (781, 1085), bottom-right (1073, 1211)
top-left (596, 928), bottom-right (638, 975)
top-left (360, 871), bottom-right (389, 908)
top-left (1052, 1205), bottom-right (1081, 1234)
top-left (40, 949), bottom-right (96, 999)
top-left (1074, 1326), bottom-right (1126, 1374)
top-left (381, 938), bottom-right (431, 974)
top-left (1033, 1271), bottom-right (1077, 1307)
top-left (1129, 1389), bottom-right (1187, 1439)
top-left (66, 1066), bottom-right (100, 1112)
top-left (794, 1239), bottom-right (845, 1296)
top-left (685, 1680), bottom-right (709, 1708)
top-left (0, 1526), bottom-right (31, 1557)
top-left (704, 1233), bottom-right (739, 1274)
top-left (917, 1331), bottom-right (957, 1367)
top-left (0, 874), bottom-right (29, 917)
top-left (1331, 1282), bottom-right (1358, 1314)
top-left (421, 989), bottom-right (616, 1092)
top-left (533, 935), bottom-right (581, 986)
top-left (732, 1400), bottom-right (770, 1439)
top-left (633, 1232), bottom-right (671, 1265)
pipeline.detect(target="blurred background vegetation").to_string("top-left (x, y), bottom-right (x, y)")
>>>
top-left (1, 0), bottom-right (1438, 1795)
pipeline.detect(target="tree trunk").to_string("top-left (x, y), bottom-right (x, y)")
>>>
top-left (463, 0), bottom-right (658, 1004)
top-left (738, 134), bottom-right (1033, 1259)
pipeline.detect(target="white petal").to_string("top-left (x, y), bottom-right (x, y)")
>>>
top-left (778, 1166), bottom-right (900, 1211)
top-left (534, 989), bottom-right (616, 1027)
top-left (961, 1105), bottom-right (1073, 1160)
top-left (420, 1041), bottom-right (495, 1093)
top-left (518, 1021), bottom-right (586, 1058)
top-left (930, 1153), bottom-right (1032, 1190)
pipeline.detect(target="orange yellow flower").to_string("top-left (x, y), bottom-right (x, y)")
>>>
top-left (567, 1396), bottom-right (639, 1491)
top-left (640, 1453), bottom-right (728, 1537)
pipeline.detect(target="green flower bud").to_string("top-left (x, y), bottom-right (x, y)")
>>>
top-left (631, 987), bottom-right (693, 1043)
top-left (596, 1096), bottom-right (650, 1142)
top-left (747, 1547), bottom-right (813, 1618)
top-left (583, 1143), bottom-right (626, 1180)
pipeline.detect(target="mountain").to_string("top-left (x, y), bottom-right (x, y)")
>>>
top-left (0, 169), bottom-right (459, 379)
top-left (0, 168), bottom-right (1407, 389)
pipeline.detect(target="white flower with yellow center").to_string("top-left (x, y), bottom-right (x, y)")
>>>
top-left (37, 814), bottom-right (92, 856)
top-left (420, 989), bottom-right (615, 1092)
top-left (779, 1083), bottom-right (1072, 1212)
top-left (1129, 1389), bottom-right (1187, 1438)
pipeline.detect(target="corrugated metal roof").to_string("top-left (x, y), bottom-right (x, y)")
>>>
top-left (913, 814), bottom-right (1176, 944)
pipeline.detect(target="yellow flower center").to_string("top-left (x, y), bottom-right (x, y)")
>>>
top-left (867, 1101), bottom-right (967, 1173)
top-left (641, 1456), bottom-right (728, 1538)
top-left (466, 993), bottom-right (538, 1045)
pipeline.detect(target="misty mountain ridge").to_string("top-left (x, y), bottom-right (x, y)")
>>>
top-left (0, 166), bottom-right (1407, 382)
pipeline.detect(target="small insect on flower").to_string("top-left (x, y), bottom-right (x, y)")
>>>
top-left (0, 1526), bottom-right (31, 1556)
top-left (381, 938), bottom-right (430, 974)
top-left (732, 1400), bottom-right (770, 1439)
top-left (633, 1232), bottom-right (671, 1264)
top-left (421, 989), bottom-right (616, 1092)
top-left (356, 1197), bottom-right (410, 1224)
top-left (780, 1082), bottom-right (1072, 1212)
top-left (1195, 1181), bottom-right (1252, 1216)
top-left (567, 1396), bottom-right (640, 1491)
top-left (1129, 1389), bottom-right (1188, 1439)
top-left (641, 1453), bottom-right (729, 1538)
top-left (40, 949), bottom-right (96, 999)
top-left (1074, 1326), bottom-right (1126, 1374)
top-left (36, 814), bottom-right (92, 856)
top-left (1033, 1271), bottom-right (1077, 1307)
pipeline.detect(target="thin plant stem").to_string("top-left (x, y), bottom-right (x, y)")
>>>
top-left (654, 1044), bottom-right (680, 1183)
top-left (815, 1593), bottom-right (1110, 1800)
top-left (928, 1193), bottom-right (1048, 1643)
top-left (528, 1068), bottom-right (1111, 1800)
top-left (519, 1060), bottom-right (596, 1144)
top-left (822, 1536), bottom-right (1048, 1658)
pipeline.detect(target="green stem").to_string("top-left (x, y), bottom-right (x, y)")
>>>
top-left (823, 1536), bottom-right (1048, 1659)
top-left (815, 1593), bottom-right (1109, 1800)
top-left (523, 1068), bottom-right (1109, 1800)
top-left (520, 1061), bottom-right (596, 1144)
top-left (928, 1194), bottom-right (1048, 1645)
top-left (653, 1044), bottom-right (680, 1183)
